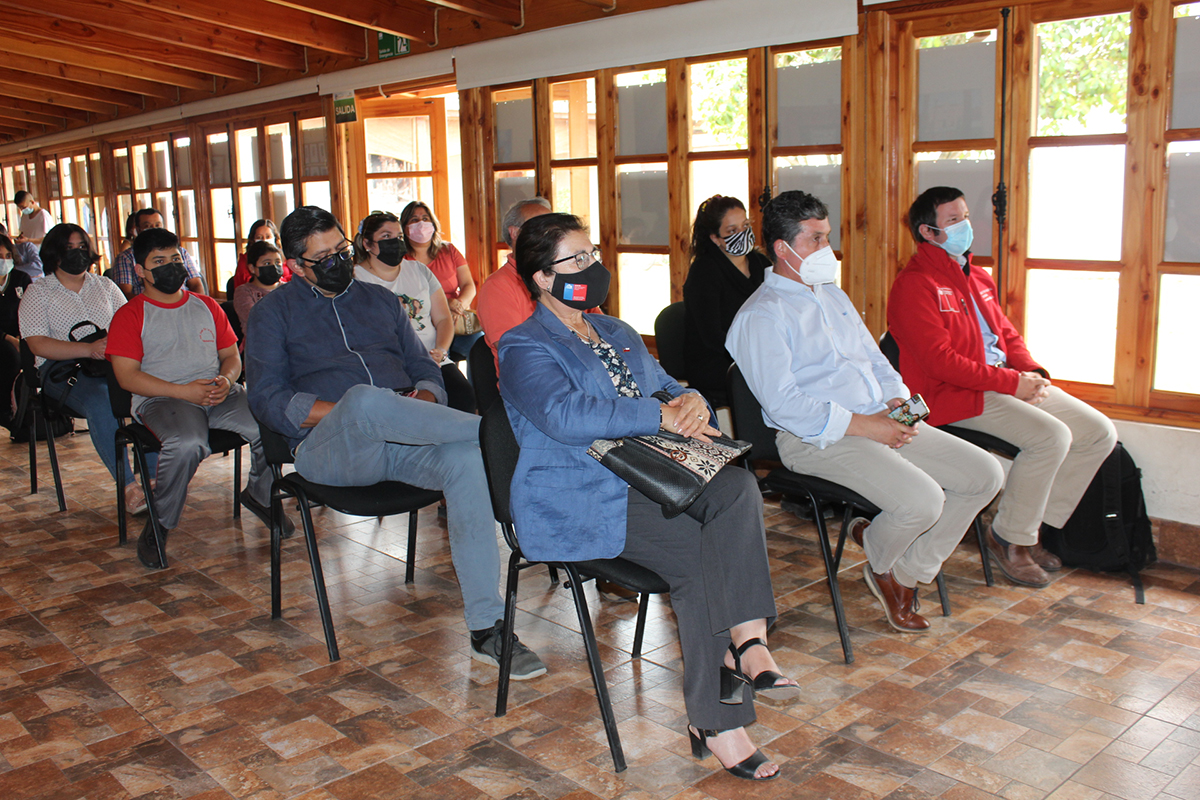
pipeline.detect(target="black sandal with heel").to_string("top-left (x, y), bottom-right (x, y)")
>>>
top-left (688, 726), bottom-right (779, 781)
top-left (721, 638), bottom-right (800, 704)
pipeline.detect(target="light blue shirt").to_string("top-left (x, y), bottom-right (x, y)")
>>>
top-left (726, 270), bottom-right (908, 449)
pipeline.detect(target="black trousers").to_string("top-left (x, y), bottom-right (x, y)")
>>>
top-left (622, 466), bottom-right (777, 730)
top-left (442, 362), bottom-right (476, 414)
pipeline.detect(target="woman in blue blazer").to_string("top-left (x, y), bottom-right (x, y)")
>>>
top-left (498, 214), bottom-right (796, 781)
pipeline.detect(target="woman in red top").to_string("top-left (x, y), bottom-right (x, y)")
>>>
top-left (231, 219), bottom-right (292, 292)
top-left (399, 201), bottom-right (480, 360)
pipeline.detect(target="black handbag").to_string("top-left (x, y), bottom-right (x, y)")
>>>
top-left (44, 321), bottom-right (110, 406)
top-left (586, 391), bottom-right (751, 518)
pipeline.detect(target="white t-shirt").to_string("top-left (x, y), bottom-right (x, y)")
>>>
top-left (19, 208), bottom-right (54, 242)
top-left (354, 261), bottom-right (451, 364)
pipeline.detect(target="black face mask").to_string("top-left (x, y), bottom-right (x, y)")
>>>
top-left (148, 260), bottom-right (189, 294)
top-left (306, 249), bottom-right (355, 295)
top-left (59, 248), bottom-right (95, 275)
top-left (374, 238), bottom-right (405, 267)
top-left (256, 263), bottom-right (282, 285)
top-left (549, 260), bottom-right (610, 311)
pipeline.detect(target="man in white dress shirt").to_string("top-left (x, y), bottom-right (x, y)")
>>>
top-left (727, 190), bottom-right (1003, 633)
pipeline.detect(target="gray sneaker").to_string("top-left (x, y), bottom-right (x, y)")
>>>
top-left (470, 620), bottom-right (547, 680)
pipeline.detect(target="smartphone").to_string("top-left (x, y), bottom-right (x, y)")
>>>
top-left (888, 394), bottom-right (930, 426)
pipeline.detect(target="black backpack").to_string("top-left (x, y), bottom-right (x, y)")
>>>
top-left (1039, 442), bottom-right (1155, 603)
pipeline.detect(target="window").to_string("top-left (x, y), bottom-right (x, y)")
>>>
top-left (109, 133), bottom-right (196, 272)
top-left (42, 148), bottom-right (111, 268)
top-left (1, 159), bottom-right (37, 236)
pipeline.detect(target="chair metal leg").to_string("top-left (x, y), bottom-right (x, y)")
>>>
top-left (935, 570), bottom-right (951, 616)
top-left (133, 443), bottom-right (167, 568)
top-left (564, 563), bottom-right (627, 773)
top-left (810, 490), bottom-right (854, 664)
top-left (116, 437), bottom-right (128, 545)
top-left (27, 412), bottom-right (37, 495)
top-left (270, 470), bottom-right (285, 619)
top-left (43, 414), bottom-right (66, 512)
top-left (631, 593), bottom-right (649, 658)
top-left (548, 566), bottom-right (560, 587)
top-left (974, 515), bottom-right (994, 586)
top-left (495, 550), bottom-right (522, 718)
top-left (290, 485), bottom-right (339, 661)
top-left (232, 445), bottom-right (242, 518)
top-left (405, 511), bottom-right (418, 584)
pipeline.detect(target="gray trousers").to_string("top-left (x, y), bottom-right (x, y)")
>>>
top-left (622, 466), bottom-right (777, 731)
top-left (138, 383), bottom-right (269, 530)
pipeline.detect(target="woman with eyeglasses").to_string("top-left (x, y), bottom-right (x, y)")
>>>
top-left (397, 201), bottom-right (481, 361)
top-left (354, 211), bottom-right (474, 413)
top-left (682, 195), bottom-right (767, 407)
top-left (498, 213), bottom-right (797, 782)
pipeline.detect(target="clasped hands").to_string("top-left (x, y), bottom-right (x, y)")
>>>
top-left (659, 393), bottom-right (720, 442)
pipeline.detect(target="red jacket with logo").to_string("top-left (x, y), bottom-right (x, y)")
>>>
top-left (887, 242), bottom-right (1043, 426)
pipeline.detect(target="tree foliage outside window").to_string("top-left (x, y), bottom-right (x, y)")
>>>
top-left (1037, 13), bottom-right (1130, 136)
top-left (691, 60), bottom-right (748, 150)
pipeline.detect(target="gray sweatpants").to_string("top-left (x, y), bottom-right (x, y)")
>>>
top-left (138, 383), bottom-right (269, 530)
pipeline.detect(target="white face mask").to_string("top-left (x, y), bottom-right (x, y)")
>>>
top-left (0, 259), bottom-right (12, 277)
top-left (20, 206), bottom-right (34, 217)
top-left (783, 242), bottom-right (839, 285)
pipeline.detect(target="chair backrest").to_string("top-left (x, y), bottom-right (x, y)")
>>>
top-left (879, 331), bottom-right (900, 372)
top-left (17, 339), bottom-right (38, 389)
top-left (726, 363), bottom-right (781, 466)
top-left (653, 301), bottom-right (687, 380)
top-left (105, 368), bottom-right (134, 419)
top-left (478, 400), bottom-right (520, 531)
top-left (256, 420), bottom-right (296, 466)
top-left (221, 300), bottom-right (244, 345)
top-left (469, 336), bottom-right (500, 414)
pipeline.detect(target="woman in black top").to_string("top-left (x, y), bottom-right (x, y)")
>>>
top-left (0, 234), bottom-right (32, 431)
top-left (682, 195), bottom-right (768, 406)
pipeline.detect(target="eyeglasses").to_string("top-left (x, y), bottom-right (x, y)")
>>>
top-left (550, 247), bottom-right (601, 271)
top-left (296, 239), bottom-right (354, 269)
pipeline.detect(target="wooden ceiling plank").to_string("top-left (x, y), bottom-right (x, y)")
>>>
top-left (112, 0), bottom-right (365, 56)
top-left (4, 11), bottom-right (260, 81)
top-left (0, 68), bottom-right (142, 108)
top-left (0, 106), bottom-right (68, 129)
top-left (424, 0), bottom-right (522, 25)
top-left (0, 97), bottom-right (90, 123)
top-left (266, 0), bottom-right (438, 45)
top-left (0, 83), bottom-right (115, 114)
top-left (0, 124), bottom-right (35, 137)
top-left (8, 36), bottom-right (212, 91)
top-left (5, 57), bottom-right (175, 99)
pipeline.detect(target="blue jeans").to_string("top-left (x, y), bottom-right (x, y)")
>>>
top-left (40, 362), bottom-right (156, 486)
top-left (293, 384), bottom-right (504, 630)
top-left (449, 330), bottom-right (484, 362)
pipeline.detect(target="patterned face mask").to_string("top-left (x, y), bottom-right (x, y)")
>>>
top-left (722, 226), bottom-right (755, 257)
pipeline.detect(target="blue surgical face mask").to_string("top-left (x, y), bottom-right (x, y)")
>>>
top-left (931, 218), bottom-right (974, 257)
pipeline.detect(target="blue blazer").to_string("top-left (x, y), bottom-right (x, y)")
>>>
top-left (499, 304), bottom-right (700, 561)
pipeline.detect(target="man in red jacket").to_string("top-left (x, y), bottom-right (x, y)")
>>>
top-left (888, 187), bottom-right (1116, 588)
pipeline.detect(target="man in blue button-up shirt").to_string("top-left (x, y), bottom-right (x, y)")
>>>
top-left (727, 191), bottom-right (1003, 634)
top-left (246, 206), bottom-right (546, 680)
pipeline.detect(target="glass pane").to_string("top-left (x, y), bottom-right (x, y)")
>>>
top-left (303, 180), bottom-right (331, 210)
top-left (152, 140), bottom-right (172, 190)
top-left (690, 59), bottom-right (748, 152)
top-left (59, 157), bottom-right (74, 198)
top-left (618, 252), bottom-right (670, 335)
top-left (270, 184), bottom-right (295, 221)
top-left (61, 200), bottom-right (76, 225)
top-left (494, 89), bottom-right (534, 164)
top-left (113, 147), bottom-right (131, 192)
top-left (1154, 273), bottom-right (1200, 393)
top-left (89, 152), bottom-right (103, 193)
top-left (93, 198), bottom-right (109, 249)
top-left (551, 165), bottom-right (599, 243)
top-left (77, 199), bottom-right (93, 235)
top-left (299, 118), bottom-right (328, 177)
top-left (775, 48), bottom-right (842, 147)
top-left (690, 159), bottom-right (748, 225)
top-left (207, 133), bottom-right (231, 185)
top-left (1036, 13), bottom-right (1130, 136)
top-left (1176, 15), bottom-right (1200, 128)
top-left (1027, 145), bottom-right (1124, 261)
top-left (1164, 142), bottom-right (1200, 262)
top-left (494, 170), bottom-right (536, 232)
top-left (45, 160), bottom-right (59, 197)
top-left (775, 155), bottom-right (842, 251)
top-left (239, 185), bottom-right (262, 234)
top-left (916, 151), bottom-right (995, 258)
top-left (117, 195), bottom-right (133, 244)
top-left (367, 176), bottom-right (434, 218)
top-left (235, 128), bottom-right (260, 183)
top-left (1024, 269), bottom-right (1118, 384)
top-left (74, 155), bottom-right (89, 195)
top-left (215, 242), bottom-right (238, 295)
top-left (266, 122), bottom-right (293, 181)
top-left (174, 137), bottom-right (192, 186)
top-left (136, 192), bottom-right (152, 211)
top-left (131, 144), bottom-right (150, 191)
top-left (617, 70), bottom-right (667, 156)
top-left (550, 78), bottom-right (597, 160)
top-left (365, 116), bottom-right (432, 174)
top-left (50, 201), bottom-right (62, 222)
top-left (155, 192), bottom-right (175, 233)
top-left (917, 33), bottom-right (997, 141)
top-left (618, 164), bottom-right (669, 246)
top-left (177, 189), bottom-right (197, 239)
top-left (210, 188), bottom-right (235, 239)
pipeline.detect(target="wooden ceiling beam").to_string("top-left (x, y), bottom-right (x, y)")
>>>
top-left (424, 0), bottom-right (522, 26)
top-left (3, 11), bottom-right (260, 82)
top-left (0, 97), bottom-right (90, 123)
top-left (0, 83), bottom-right (116, 115)
top-left (112, 0), bottom-right (365, 56)
top-left (0, 124), bottom-right (34, 138)
top-left (7, 37), bottom-right (212, 91)
top-left (266, 0), bottom-right (438, 45)
top-left (5, 57), bottom-right (176, 100)
top-left (0, 104), bottom-right (71, 129)
top-left (0, 69), bottom-right (143, 108)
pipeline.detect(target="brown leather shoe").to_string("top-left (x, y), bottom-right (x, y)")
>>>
top-left (1028, 542), bottom-right (1062, 572)
top-left (847, 517), bottom-right (870, 549)
top-left (986, 530), bottom-right (1051, 587)
top-left (863, 565), bottom-right (930, 633)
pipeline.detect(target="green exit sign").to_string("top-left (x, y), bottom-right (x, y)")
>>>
top-left (378, 33), bottom-right (411, 60)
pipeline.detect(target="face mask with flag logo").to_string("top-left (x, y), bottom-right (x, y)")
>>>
top-left (549, 259), bottom-right (610, 310)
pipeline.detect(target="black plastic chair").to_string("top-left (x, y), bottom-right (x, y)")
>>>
top-left (257, 421), bottom-right (443, 662)
top-left (479, 401), bottom-right (668, 774)
top-left (880, 331), bottom-right (1019, 586)
top-left (652, 301), bottom-right (687, 381)
top-left (106, 371), bottom-right (245, 567)
top-left (727, 364), bottom-right (950, 665)
top-left (468, 336), bottom-right (500, 415)
top-left (16, 340), bottom-right (83, 512)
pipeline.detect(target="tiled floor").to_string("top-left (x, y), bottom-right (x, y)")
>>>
top-left (2, 431), bottom-right (1200, 800)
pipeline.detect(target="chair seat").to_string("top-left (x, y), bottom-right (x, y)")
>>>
top-left (278, 474), bottom-right (443, 518)
top-left (939, 425), bottom-right (1021, 459)
top-left (119, 421), bottom-right (248, 455)
top-left (575, 557), bottom-right (671, 595)
top-left (761, 468), bottom-right (883, 516)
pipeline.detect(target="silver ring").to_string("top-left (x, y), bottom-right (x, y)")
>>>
top-left (696, 414), bottom-right (703, 419)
